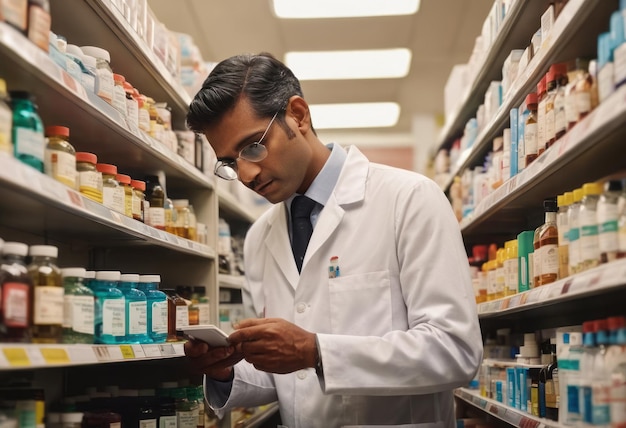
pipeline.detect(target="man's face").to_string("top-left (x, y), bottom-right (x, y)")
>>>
top-left (205, 98), bottom-right (313, 204)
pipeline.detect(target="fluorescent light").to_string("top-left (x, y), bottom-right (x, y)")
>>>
top-left (273, 0), bottom-right (420, 19)
top-left (285, 48), bottom-right (411, 80)
top-left (309, 102), bottom-right (400, 129)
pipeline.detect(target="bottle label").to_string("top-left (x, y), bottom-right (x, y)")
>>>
top-left (15, 127), bottom-right (45, 161)
top-left (147, 207), bottom-right (165, 228)
top-left (555, 92), bottom-right (567, 136)
top-left (44, 149), bottom-right (76, 188)
top-left (197, 303), bottom-right (211, 325)
top-left (177, 410), bottom-right (198, 428)
top-left (132, 192), bottom-right (143, 220)
top-left (598, 63), bottom-right (615, 103)
top-left (81, 72), bottom-right (96, 94)
top-left (592, 381), bottom-right (611, 425)
top-left (112, 86), bottom-right (127, 116)
top-left (159, 415), bottom-right (176, 428)
top-left (102, 298), bottom-right (125, 336)
top-left (27, 5), bottom-right (51, 51)
top-left (537, 100), bottom-right (545, 150)
top-left (610, 373), bottom-right (626, 427)
top-left (78, 170), bottom-right (102, 196)
top-left (542, 244), bottom-right (559, 276)
top-left (102, 186), bottom-right (125, 213)
top-left (524, 123), bottom-right (538, 156)
top-left (0, 104), bottom-right (12, 154)
top-left (533, 246), bottom-right (543, 283)
top-left (139, 420), bottom-right (157, 428)
top-left (126, 99), bottom-right (139, 130)
top-left (565, 88), bottom-right (577, 125)
top-left (128, 301), bottom-right (147, 335)
top-left (2, 282), bottom-right (29, 327)
top-left (487, 270), bottom-right (496, 296)
top-left (138, 109), bottom-right (150, 133)
top-left (504, 259), bottom-right (518, 293)
top-left (72, 295), bottom-right (95, 334)
top-left (580, 208), bottom-right (600, 263)
top-left (575, 91), bottom-right (591, 116)
top-left (176, 305), bottom-right (189, 328)
top-left (34, 286), bottom-right (64, 325)
top-left (152, 300), bottom-right (168, 333)
top-left (95, 68), bottom-right (114, 103)
top-left (545, 102), bottom-right (555, 144)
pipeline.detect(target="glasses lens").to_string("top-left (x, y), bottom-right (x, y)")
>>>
top-left (240, 142), bottom-right (267, 162)
top-left (215, 163), bottom-right (238, 180)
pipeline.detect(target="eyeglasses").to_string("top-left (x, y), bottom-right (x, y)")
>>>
top-left (214, 111), bottom-right (279, 180)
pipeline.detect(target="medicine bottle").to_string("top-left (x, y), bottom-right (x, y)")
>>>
top-left (503, 239), bottom-right (518, 297)
top-left (80, 46), bottom-right (114, 104)
top-left (598, 180), bottom-right (622, 263)
top-left (568, 188), bottom-right (584, 275)
top-left (137, 93), bottom-right (151, 133)
top-left (81, 411), bottom-right (122, 428)
top-left (27, 0), bottom-right (50, 52)
top-left (92, 271), bottom-right (125, 344)
top-left (164, 289), bottom-right (188, 342)
top-left (557, 192), bottom-right (572, 279)
top-left (544, 64), bottom-right (567, 150)
top-left (130, 179), bottom-right (146, 222)
top-left (536, 76), bottom-right (547, 156)
top-left (115, 173), bottom-right (133, 218)
top-left (0, 78), bottom-right (12, 155)
top-left (111, 74), bottom-right (127, 117)
top-left (10, 90), bottom-right (45, 171)
top-left (192, 286), bottom-right (210, 325)
top-left (172, 387), bottom-right (198, 428)
top-left (533, 198), bottom-right (559, 286)
top-left (523, 93), bottom-right (539, 167)
top-left (60, 412), bottom-right (83, 428)
top-left (44, 126), bottom-right (77, 189)
top-left (2, 0), bottom-right (28, 32)
top-left (123, 82), bottom-right (139, 130)
top-left (172, 199), bottom-right (197, 241)
top-left (28, 245), bottom-right (63, 343)
top-left (579, 182), bottom-right (602, 272)
top-left (145, 175), bottom-right (166, 230)
top-left (552, 63), bottom-right (569, 143)
top-left (96, 163), bottom-right (124, 214)
top-left (137, 275), bottom-right (167, 343)
top-left (61, 267), bottom-right (94, 344)
top-left (0, 241), bottom-right (32, 342)
top-left (76, 152), bottom-right (103, 203)
top-left (79, 54), bottom-right (98, 95)
top-left (118, 274), bottom-right (148, 344)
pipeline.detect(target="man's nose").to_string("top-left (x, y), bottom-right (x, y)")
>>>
top-left (236, 158), bottom-right (262, 186)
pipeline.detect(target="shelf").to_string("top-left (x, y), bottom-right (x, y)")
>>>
top-left (442, 0), bottom-right (616, 192)
top-left (455, 388), bottom-right (559, 428)
top-left (437, 0), bottom-right (546, 151)
top-left (0, 342), bottom-right (185, 369)
top-left (0, 155), bottom-right (215, 258)
top-left (0, 23), bottom-right (211, 192)
top-left (218, 274), bottom-right (245, 290)
top-left (460, 83), bottom-right (626, 239)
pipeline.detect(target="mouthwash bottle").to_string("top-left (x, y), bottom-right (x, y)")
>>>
top-left (118, 274), bottom-right (149, 344)
top-left (137, 275), bottom-right (167, 343)
top-left (93, 271), bottom-right (125, 344)
top-left (61, 267), bottom-right (94, 344)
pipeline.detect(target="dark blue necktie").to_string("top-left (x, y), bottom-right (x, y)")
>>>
top-left (291, 196), bottom-right (316, 273)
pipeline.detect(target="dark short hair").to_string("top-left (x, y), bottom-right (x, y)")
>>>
top-left (186, 52), bottom-right (304, 136)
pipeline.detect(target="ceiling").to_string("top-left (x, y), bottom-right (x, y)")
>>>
top-left (147, 0), bottom-right (494, 148)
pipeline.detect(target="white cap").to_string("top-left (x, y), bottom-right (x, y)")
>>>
top-left (172, 199), bottom-right (189, 207)
top-left (85, 270), bottom-right (96, 279)
top-left (95, 271), bottom-right (121, 281)
top-left (3, 242), bottom-right (28, 257)
top-left (29, 245), bottom-right (58, 258)
top-left (61, 267), bottom-right (87, 278)
top-left (120, 273), bottom-right (140, 283)
top-left (66, 44), bottom-right (85, 59)
top-left (82, 54), bottom-right (97, 69)
top-left (139, 274), bottom-right (161, 283)
top-left (80, 46), bottom-right (110, 62)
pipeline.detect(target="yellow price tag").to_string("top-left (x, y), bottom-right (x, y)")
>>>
top-left (3, 348), bottom-right (31, 367)
top-left (119, 345), bottom-right (135, 359)
top-left (40, 348), bottom-right (70, 365)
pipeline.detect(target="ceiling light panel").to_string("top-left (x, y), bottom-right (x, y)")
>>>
top-left (285, 48), bottom-right (412, 80)
top-left (309, 102), bottom-right (400, 129)
top-left (273, 0), bottom-right (420, 19)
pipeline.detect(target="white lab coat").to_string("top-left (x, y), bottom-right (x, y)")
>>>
top-left (210, 146), bottom-right (483, 427)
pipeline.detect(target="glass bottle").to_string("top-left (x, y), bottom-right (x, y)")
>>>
top-left (164, 289), bottom-right (188, 342)
top-left (536, 75), bottom-right (547, 156)
top-left (568, 188), bottom-right (584, 275)
top-left (573, 58), bottom-right (594, 127)
top-left (115, 174), bottom-right (133, 218)
top-left (598, 180), bottom-right (622, 264)
top-left (557, 192), bottom-right (572, 280)
top-left (44, 126), bottom-right (77, 189)
top-left (124, 82), bottom-right (139, 131)
top-left (494, 247), bottom-right (505, 300)
top-left (137, 275), bottom-right (167, 343)
top-left (131, 179), bottom-right (146, 222)
top-left (192, 286), bottom-right (210, 325)
top-left (553, 63), bottom-right (569, 143)
top-left (579, 182), bottom-right (602, 272)
top-left (92, 271), bottom-right (125, 344)
top-left (28, 244), bottom-right (63, 343)
top-left (544, 63), bottom-right (567, 150)
top-left (26, 0), bottom-right (50, 52)
top-left (533, 198), bottom-right (559, 286)
top-left (164, 197), bottom-right (176, 235)
top-left (171, 387), bottom-right (197, 428)
top-left (0, 78), bottom-right (13, 155)
top-left (10, 90), bottom-right (45, 171)
top-left (118, 274), bottom-right (148, 344)
top-left (523, 93), bottom-right (539, 167)
top-left (111, 74), bottom-right (127, 117)
top-left (96, 163), bottom-right (124, 214)
top-left (61, 267), bottom-right (94, 344)
top-left (138, 94), bottom-right (151, 133)
top-left (145, 175), bottom-right (166, 230)
top-left (80, 46), bottom-right (114, 104)
top-left (76, 152), bottom-right (103, 203)
top-left (0, 241), bottom-right (32, 342)
top-left (172, 199), bottom-right (197, 240)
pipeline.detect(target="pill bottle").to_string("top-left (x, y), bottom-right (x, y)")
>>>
top-left (96, 163), bottom-right (124, 214)
top-left (44, 126), bottom-right (77, 189)
top-left (0, 241), bottom-right (32, 342)
top-left (61, 267), bottom-right (94, 344)
top-left (115, 173), bottom-right (133, 218)
top-left (80, 46), bottom-right (114, 104)
top-left (111, 74), bottom-right (127, 117)
top-left (28, 245), bottom-right (63, 343)
top-left (118, 274), bottom-right (148, 344)
top-left (0, 78), bottom-right (13, 155)
top-left (76, 152), bottom-right (103, 203)
top-left (92, 271), bottom-right (125, 344)
top-left (130, 179), bottom-right (146, 222)
top-left (137, 275), bottom-right (167, 343)
top-left (123, 82), bottom-right (139, 130)
top-left (137, 93), bottom-right (151, 133)
top-left (10, 90), bottom-right (45, 171)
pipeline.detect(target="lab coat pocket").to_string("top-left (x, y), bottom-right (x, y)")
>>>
top-left (328, 270), bottom-right (391, 336)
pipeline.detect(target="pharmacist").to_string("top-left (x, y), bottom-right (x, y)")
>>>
top-left (184, 52), bottom-right (483, 428)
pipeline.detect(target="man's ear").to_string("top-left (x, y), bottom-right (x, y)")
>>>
top-left (287, 96), bottom-right (311, 132)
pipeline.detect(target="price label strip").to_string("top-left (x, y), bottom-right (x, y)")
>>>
top-left (40, 348), bottom-right (71, 365)
top-left (2, 347), bottom-right (31, 367)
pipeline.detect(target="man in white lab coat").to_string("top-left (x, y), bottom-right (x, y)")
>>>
top-left (184, 52), bottom-right (483, 427)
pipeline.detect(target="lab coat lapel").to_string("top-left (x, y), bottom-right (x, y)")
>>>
top-left (264, 203), bottom-right (300, 289)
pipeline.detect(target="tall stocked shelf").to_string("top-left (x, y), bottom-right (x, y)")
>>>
top-left (437, 0), bottom-right (626, 426)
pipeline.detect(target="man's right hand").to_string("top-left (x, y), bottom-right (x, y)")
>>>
top-left (184, 339), bottom-right (243, 381)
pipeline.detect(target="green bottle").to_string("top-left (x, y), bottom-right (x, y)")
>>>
top-left (61, 267), bottom-right (94, 344)
top-left (10, 91), bottom-right (45, 171)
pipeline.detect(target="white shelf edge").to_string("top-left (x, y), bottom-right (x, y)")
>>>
top-left (476, 258), bottom-right (626, 317)
top-left (0, 342), bottom-right (186, 370)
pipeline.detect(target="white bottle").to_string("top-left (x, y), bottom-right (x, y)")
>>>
top-left (559, 331), bottom-right (584, 425)
top-left (598, 181), bottom-right (622, 263)
top-left (80, 46), bottom-right (115, 104)
top-left (579, 182), bottom-right (602, 272)
top-left (568, 188), bottom-right (584, 275)
top-left (591, 320), bottom-right (611, 427)
top-left (608, 317), bottom-right (626, 428)
top-left (580, 321), bottom-right (597, 426)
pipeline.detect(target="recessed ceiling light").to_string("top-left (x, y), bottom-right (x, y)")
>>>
top-left (309, 102), bottom-right (400, 129)
top-left (273, 0), bottom-right (420, 19)
top-left (285, 48), bottom-right (411, 80)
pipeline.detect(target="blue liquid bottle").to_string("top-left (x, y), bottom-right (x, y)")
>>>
top-left (118, 274), bottom-right (149, 344)
top-left (137, 275), bottom-right (167, 343)
top-left (10, 91), bottom-right (45, 171)
top-left (93, 271), bottom-right (125, 344)
top-left (84, 270), bottom-right (96, 291)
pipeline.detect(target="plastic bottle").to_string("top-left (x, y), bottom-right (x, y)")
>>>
top-left (76, 152), bottom-right (103, 203)
top-left (137, 275), bottom-right (167, 343)
top-left (494, 247), bottom-right (505, 299)
top-left (96, 163), bottom-right (124, 214)
top-left (591, 319), bottom-right (611, 427)
top-left (609, 317), bottom-right (626, 428)
top-left (517, 230), bottom-right (534, 292)
top-left (117, 274), bottom-right (148, 344)
top-left (0, 241), bottom-right (32, 342)
top-left (597, 32), bottom-right (615, 104)
top-left (503, 239), bottom-right (518, 297)
top-left (115, 174), bottom-right (133, 218)
top-left (534, 198), bottom-right (559, 286)
top-left (78, 53), bottom-right (98, 95)
top-left (10, 90), bottom-right (45, 171)
top-left (44, 126), bottom-right (77, 189)
top-left (579, 321), bottom-right (597, 426)
top-left (130, 179), bottom-right (146, 222)
top-left (558, 192), bottom-right (572, 280)
top-left (27, 0), bottom-right (51, 52)
top-left (111, 74), bottom-right (127, 117)
top-left (61, 267), bottom-right (94, 344)
top-left (80, 46), bottom-right (114, 104)
top-left (28, 245), bottom-right (63, 343)
top-left (568, 188), bottom-right (584, 276)
top-left (0, 78), bottom-right (13, 155)
top-left (559, 332), bottom-right (583, 425)
top-left (598, 180), bottom-right (622, 264)
top-left (524, 93), bottom-right (539, 166)
top-left (536, 76), bottom-right (547, 156)
top-left (579, 182), bottom-right (603, 272)
top-left (145, 175), bottom-right (166, 230)
top-left (92, 271), bottom-right (125, 344)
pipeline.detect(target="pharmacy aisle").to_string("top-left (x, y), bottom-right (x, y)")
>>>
top-left (436, 0), bottom-right (626, 427)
